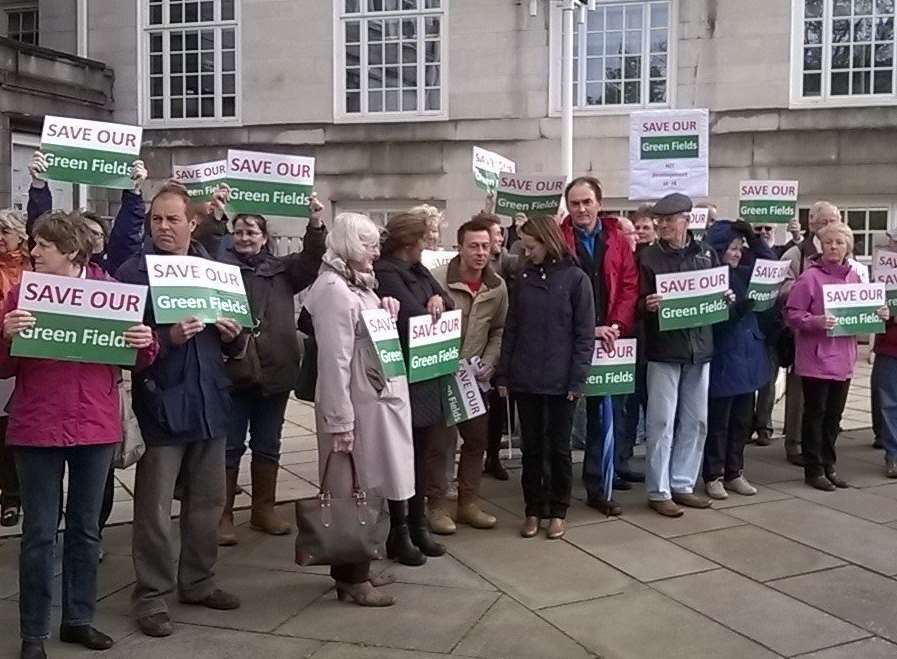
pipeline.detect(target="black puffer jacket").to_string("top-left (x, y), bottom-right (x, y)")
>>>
top-left (496, 257), bottom-right (595, 396)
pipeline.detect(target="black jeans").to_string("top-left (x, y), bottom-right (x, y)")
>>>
top-left (704, 393), bottom-right (754, 482)
top-left (516, 393), bottom-right (576, 519)
top-left (871, 355), bottom-right (883, 441)
top-left (225, 389), bottom-right (291, 469)
top-left (0, 416), bottom-right (19, 510)
top-left (618, 362), bottom-right (648, 470)
top-left (801, 377), bottom-right (851, 478)
top-left (487, 388), bottom-right (515, 456)
top-left (753, 346), bottom-right (778, 436)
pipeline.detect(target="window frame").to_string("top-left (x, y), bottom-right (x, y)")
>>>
top-left (333, 199), bottom-right (446, 227)
top-left (548, 0), bottom-right (678, 117)
top-left (4, 4), bottom-right (39, 45)
top-left (797, 196), bottom-right (894, 260)
top-left (137, 0), bottom-right (242, 128)
top-left (332, 0), bottom-right (450, 124)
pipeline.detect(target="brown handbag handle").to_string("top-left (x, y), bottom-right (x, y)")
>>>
top-left (319, 450), bottom-right (362, 495)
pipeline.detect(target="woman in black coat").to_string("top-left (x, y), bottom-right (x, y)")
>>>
top-left (375, 211), bottom-right (454, 566)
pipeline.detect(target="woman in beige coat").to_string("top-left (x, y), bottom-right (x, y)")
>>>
top-left (303, 212), bottom-right (415, 607)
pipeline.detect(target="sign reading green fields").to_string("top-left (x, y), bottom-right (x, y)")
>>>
top-left (407, 309), bottom-right (462, 383)
top-left (629, 109), bottom-right (709, 200)
top-left (226, 150), bottom-right (315, 218)
top-left (823, 283), bottom-right (886, 337)
top-left (11, 272), bottom-right (148, 366)
top-left (584, 339), bottom-right (637, 396)
top-left (495, 173), bottom-right (566, 218)
top-left (361, 308), bottom-right (406, 379)
top-left (146, 255), bottom-right (252, 327)
top-left (472, 147), bottom-right (516, 192)
top-left (173, 160), bottom-right (227, 201)
top-left (443, 360), bottom-right (487, 426)
top-left (40, 116), bottom-right (143, 189)
top-left (747, 259), bottom-right (791, 312)
top-left (739, 180), bottom-right (799, 224)
top-left (656, 266), bottom-right (729, 331)
top-left (872, 249), bottom-right (897, 310)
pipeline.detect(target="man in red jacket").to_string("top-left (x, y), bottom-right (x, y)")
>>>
top-left (561, 177), bottom-right (639, 515)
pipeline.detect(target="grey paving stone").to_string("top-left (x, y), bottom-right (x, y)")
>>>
top-left (616, 502), bottom-right (745, 539)
top-left (541, 589), bottom-right (779, 659)
top-left (371, 553), bottom-right (497, 592)
top-left (794, 637), bottom-right (897, 658)
top-left (700, 483), bottom-right (794, 510)
top-left (102, 626), bottom-right (322, 659)
top-left (674, 525), bottom-right (845, 582)
top-left (828, 456), bottom-right (897, 488)
top-left (219, 519), bottom-right (309, 573)
top-left (741, 454), bottom-right (805, 485)
top-left (771, 481), bottom-right (897, 523)
top-left (863, 483), bottom-right (897, 501)
top-left (312, 643), bottom-right (469, 659)
top-left (653, 568), bottom-right (869, 656)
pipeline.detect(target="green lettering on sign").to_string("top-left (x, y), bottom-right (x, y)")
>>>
top-left (640, 135), bottom-right (700, 160)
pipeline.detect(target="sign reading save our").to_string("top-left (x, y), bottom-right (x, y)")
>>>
top-left (629, 109), bottom-right (709, 200)
top-left (226, 150), bottom-right (315, 218)
top-left (739, 180), bottom-right (799, 224)
top-left (823, 283), bottom-right (886, 337)
top-left (361, 308), bottom-right (406, 379)
top-left (407, 309), bottom-right (462, 383)
top-left (872, 249), bottom-right (897, 310)
top-left (11, 272), bottom-right (148, 366)
top-left (472, 147), bottom-right (516, 192)
top-left (495, 173), bottom-right (566, 218)
top-left (443, 359), bottom-right (487, 426)
top-left (146, 255), bottom-right (252, 327)
top-left (655, 266), bottom-right (729, 331)
top-left (40, 116), bottom-right (143, 189)
top-left (173, 160), bottom-right (227, 201)
top-left (747, 259), bottom-right (791, 312)
top-left (584, 339), bottom-right (637, 397)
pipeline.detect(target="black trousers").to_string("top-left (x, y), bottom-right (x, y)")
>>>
top-left (704, 393), bottom-right (754, 482)
top-left (516, 393), bottom-right (576, 519)
top-left (0, 416), bottom-right (19, 509)
top-left (801, 377), bottom-right (851, 478)
top-left (487, 389), bottom-right (515, 457)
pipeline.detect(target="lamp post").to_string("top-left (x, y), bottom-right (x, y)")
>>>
top-left (559, 0), bottom-right (595, 182)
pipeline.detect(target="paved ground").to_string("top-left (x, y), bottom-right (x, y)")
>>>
top-left (3, 356), bottom-right (897, 658)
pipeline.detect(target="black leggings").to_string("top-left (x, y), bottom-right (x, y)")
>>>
top-left (801, 377), bottom-right (851, 478)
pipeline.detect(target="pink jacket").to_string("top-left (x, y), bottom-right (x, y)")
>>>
top-left (0, 264), bottom-right (159, 448)
top-left (785, 259), bottom-right (859, 381)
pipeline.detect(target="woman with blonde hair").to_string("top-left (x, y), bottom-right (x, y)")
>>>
top-left (408, 204), bottom-right (443, 250)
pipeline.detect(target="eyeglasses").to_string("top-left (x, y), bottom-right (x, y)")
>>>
top-left (754, 226), bottom-right (775, 233)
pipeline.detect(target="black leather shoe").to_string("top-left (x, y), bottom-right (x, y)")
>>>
top-left (483, 455), bottom-right (509, 481)
top-left (873, 436), bottom-right (884, 449)
top-left (617, 469), bottom-right (645, 483)
top-left (612, 477), bottom-right (632, 491)
top-left (409, 523), bottom-right (446, 557)
top-left (787, 453), bottom-right (806, 467)
top-left (586, 497), bottom-right (622, 516)
top-left (181, 588), bottom-right (241, 610)
top-left (20, 640), bottom-right (46, 659)
top-left (825, 470), bottom-right (849, 489)
top-left (59, 624), bottom-right (114, 650)
top-left (136, 612), bottom-right (173, 637)
top-left (805, 475), bottom-right (836, 491)
top-left (386, 524), bottom-right (426, 566)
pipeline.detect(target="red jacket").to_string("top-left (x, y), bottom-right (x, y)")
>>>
top-left (561, 215), bottom-right (639, 336)
top-left (0, 263), bottom-right (159, 448)
top-left (875, 318), bottom-right (897, 360)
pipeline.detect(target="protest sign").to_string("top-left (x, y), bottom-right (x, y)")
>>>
top-left (629, 109), bottom-right (709, 200)
top-left (146, 255), bottom-right (252, 327)
top-left (226, 150), bottom-right (315, 218)
top-left (361, 308), bottom-right (406, 379)
top-left (747, 259), bottom-right (791, 312)
top-left (495, 173), bottom-right (566, 218)
top-left (688, 208), bottom-right (709, 232)
top-left (584, 339), bottom-right (637, 397)
top-left (11, 272), bottom-right (148, 366)
top-left (173, 160), bottom-right (227, 201)
top-left (443, 360), bottom-right (488, 426)
top-left (823, 283), bottom-right (885, 337)
top-left (408, 309), bottom-right (462, 383)
top-left (40, 116), bottom-right (142, 189)
top-left (472, 147), bottom-right (516, 192)
top-left (872, 249), bottom-right (897, 310)
top-left (421, 250), bottom-right (457, 271)
top-left (656, 265), bottom-right (729, 331)
top-left (739, 180), bottom-right (799, 224)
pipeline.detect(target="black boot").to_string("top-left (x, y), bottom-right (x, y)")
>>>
top-left (483, 451), bottom-right (509, 481)
top-left (408, 494), bottom-right (446, 557)
top-left (20, 640), bottom-right (46, 659)
top-left (386, 500), bottom-right (426, 566)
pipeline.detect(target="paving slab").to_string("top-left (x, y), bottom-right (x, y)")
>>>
top-left (371, 553), bottom-right (497, 592)
top-left (698, 483), bottom-right (794, 510)
top-left (653, 568), bottom-right (869, 656)
top-left (826, 456), bottom-right (897, 488)
top-left (770, 481), bottom-right (897, 523)
top-left (794, 637), bottom-right (897, 658)
top-left (741, 455), bottom-right (805, 485)
top-left (862, 482), bottom-right (897, 501)
top-left (312, 643), bottom-right (473, 659)
top-left (615, 502), bottom-right (745, 539)
top-left (103, 626), bottom-right (322, 659)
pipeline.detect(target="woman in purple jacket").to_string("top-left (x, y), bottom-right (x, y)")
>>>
top-left (785, 223), bottom-right (889, 491)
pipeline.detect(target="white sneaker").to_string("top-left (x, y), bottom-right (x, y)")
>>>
top-left (705, 478), bottom-right (728, 500)
top-left (725, 475), bottom-right (758, 496)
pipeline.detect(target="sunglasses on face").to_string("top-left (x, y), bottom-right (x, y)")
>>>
top-left (754, 226), bottom-right (775, 233)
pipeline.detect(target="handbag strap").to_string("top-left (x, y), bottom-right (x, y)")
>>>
top-left (319, 450), bottom-right (362, 495)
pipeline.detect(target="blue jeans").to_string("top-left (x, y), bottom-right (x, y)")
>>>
top-left (873, 354), bottom-right (897, 459)
top-left (617, 361), bottom-right (647, 470)
top-left (645, 361), bottom-right (709, 501)
top-left (225, 389), bottom-right (291, 469)
top-left (15, 444), bottom-right (115, 641)
top-left (581, 395), bottom-right (626, 499)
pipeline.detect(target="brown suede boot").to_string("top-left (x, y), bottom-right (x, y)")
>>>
top-left (218, 468), bottom-right (239, 546)
top-left (249, 461), bottom-right (291, 535)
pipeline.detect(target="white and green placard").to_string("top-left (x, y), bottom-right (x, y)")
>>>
top-left (146, 255), bottom-right (252, 327)
top-left (655, 265), bottom-right (729, 331)
top-left (472, 147), bottom-right (516, 192)
top-left (688, 208), bottom-right (709, 232)
top-left (584, 339), bottom-right (637, 397)
top-left (408, 309), bottom-right (462, 383)
top-left (173, 160), bottom-right (227, 201)
top-left (361, 308), bottom-right (406, 379)
top-left (872, 249), bottom-right (897, 310)
top-left (226, 149), bottom-right (315, 218)
top-left (11, 272), bottom-right (148, 366)
top-left (629, 109), bottom-right (709, 201)
top-left (40, 116), bottom-right (142, 189)
top-left (495, 172), bottom-right (566, 218)
top-left (747, 259), bottom-right (791, 312)
top-left (739, 180), bottom-right (799, 224)
top-left (823, 283), bottom-right (885, 337)
top-left (443, 359), bottom-right (487, 426)
top-left (421, 249), bottom-right (457, 271)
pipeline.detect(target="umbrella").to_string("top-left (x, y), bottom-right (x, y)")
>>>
top-left (600, 395), bottom-right (616, 508)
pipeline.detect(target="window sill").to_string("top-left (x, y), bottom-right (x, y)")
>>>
top-left (547, 104), bottom-right (672, 118)
top-left (141, 117), bottom-right (243, 130)
top-left (789, 96), bottom-right (897, 110)
top-left (333, 111), bottom-right (449, 125)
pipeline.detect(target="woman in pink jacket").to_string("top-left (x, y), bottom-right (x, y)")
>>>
top-left (785, 223), bottom-right (888, 492)
top-left (0, 212), bottom-right (158, 659)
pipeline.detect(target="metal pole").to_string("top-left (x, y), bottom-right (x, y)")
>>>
top-left (76, 0), bottom-right (89, 210)
top-left (561, 0), bottom-right (575, 182)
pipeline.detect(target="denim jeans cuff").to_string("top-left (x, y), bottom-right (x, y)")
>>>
top-left (21, 631), bottom-right (50, 642)
top-left (61, 617), bottom-right (93, 628)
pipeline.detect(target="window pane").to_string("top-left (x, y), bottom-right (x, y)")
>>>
top-left (857, 0), bottom-right (873, 14)
top-left (624, 80), bottom-right (640, 104)
top-left (425, 64), bottom-right (439, 85)
top-left (385, 90), bottom-right (399, 111)
top-left (650, 4), bottom-right (668, 28)
top-left (222, 96), bottom-right (236, 116)
top-left (876, 42), bottom-right (894, 65)
top-left (649, 79), bottom-right (667, 102)
top-left (201, 97), bottom-right (214, 116)
top-left (606, 57), bottom-right (622, 80)
top-left (803, 72), bottom-right (822, 95)
top-left (425, 88), bottom-right (440, 110)
top-left (151, 98), bottom-right (164, 118)
top-left (402, 89), bottom-right (417, 111)
top-left (346, 21), bottom-right (360, 43)
top-left (626, 6), bottom-right (643, 29)
top-left (650, 54), bottom-right (667, 78)
top-left (346, 91), bottom-right (361, 112)
top-left (222, 73), bottom-right (235, 94)
top-left (805, 20), bottom-right (823, 45)
top-left (346, 0), bottom-right (360, 12)
top-left (847, 210), bottom-right (867, 230)
top-left (878, 0), bottom-right (896, 13)
top-left (833, 0), bottom-right (851, 15)
top-left (624, 56), bottom-right (641, 79)
top-left (185, 2), bottom-right (198, 22)
top-left (605, 81), bottom-right (621, 104)
top-left (186, 97), bottom-right (199, 116)
top-left (200, 1), bottom-right (213, 21)
top-left (369, 91), bottom-right (383, 112)
top-left (607, 7), bottom-right (623, 29)
top-left (804, 46), bottom-right (822, 70)
top-left (831, 71), bottom-right (850, 94)
top-left (171, 98), bottom-right (184, 117)
top-left (852, 69), bottom-right (871, 93)
top-left (221, 0), bottom-right (235, 20)
top-left (150, 77), bottom-right (163, 97)
top-left (150, 4), bottom-right (163, 24)
top-left (832, 45), bottom-right (850, 68)
top-left (586, 83), bottom-right (603, 105)
top-left (171, 76), bottom-right (184, 95)
top-left (805, 0), bottom-right (824, 18)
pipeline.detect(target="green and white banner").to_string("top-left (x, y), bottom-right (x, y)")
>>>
top-left (443, 359), bottom-right (487, 426)
top-left (688, 208), bottom-right (709, 232)
top-left (40, 116), bottom-right (142, 190)
top-left (739, 180), bottom-right (799, 224)
top-left (361, 308), bottom-right (406, 379)
top-left (226, 149), bottom-right (315, 218)
top-left (408, 309), bottom-right (462, 383)
top-left (747, 259), bottom-right (790, 312)
top-left (146, 255), bottom-right (252, 327)
top-left (656, 265), bottom-right (729, 331)
top-left (495, 172), bottom-right (566, 218)
top-left (823, 283), bottom-right (885, 337)
top-left (173, 160), bottom-right (227, 201)
top-left (421, 250), bottom-right (457, 271)
top-left (872, 249), bottom-right (897, 310)
top-left (584, 339), bottom-right (637, 397)
top-left (11, 272), bottom-right (148, 366)
top-left (629, 109), bottom-right (709, 200)
top-left (472, 146), bottom-right (516, 192)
